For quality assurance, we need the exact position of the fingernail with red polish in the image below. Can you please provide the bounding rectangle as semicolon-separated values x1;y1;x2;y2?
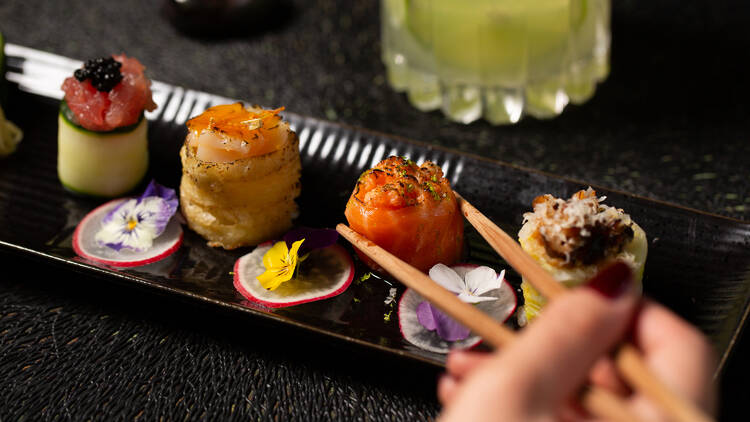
585;261;633;299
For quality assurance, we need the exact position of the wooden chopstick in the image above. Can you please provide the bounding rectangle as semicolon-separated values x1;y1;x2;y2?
336;223;644;422
453;191;715;422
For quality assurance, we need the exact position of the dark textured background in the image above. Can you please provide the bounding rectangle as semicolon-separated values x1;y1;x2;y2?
1;0;748;420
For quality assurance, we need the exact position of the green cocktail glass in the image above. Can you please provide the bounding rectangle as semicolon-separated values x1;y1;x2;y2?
381;0;610;124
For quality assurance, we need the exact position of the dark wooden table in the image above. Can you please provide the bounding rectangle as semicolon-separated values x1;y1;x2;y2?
1;0;748;420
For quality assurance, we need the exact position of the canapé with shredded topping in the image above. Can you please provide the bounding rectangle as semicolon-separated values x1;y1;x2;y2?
518;188;647;322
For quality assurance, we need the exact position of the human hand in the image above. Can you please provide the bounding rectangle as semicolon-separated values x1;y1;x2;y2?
437;264;717;421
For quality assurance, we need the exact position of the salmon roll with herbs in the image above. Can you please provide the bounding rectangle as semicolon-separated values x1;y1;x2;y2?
518;188;647;323
58;55;157;197
344;156;464;273
179;103;301;249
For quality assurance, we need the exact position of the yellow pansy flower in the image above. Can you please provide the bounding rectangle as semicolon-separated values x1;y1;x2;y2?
256;239;305;290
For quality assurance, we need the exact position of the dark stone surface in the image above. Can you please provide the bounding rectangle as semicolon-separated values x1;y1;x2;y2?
0;0;748;420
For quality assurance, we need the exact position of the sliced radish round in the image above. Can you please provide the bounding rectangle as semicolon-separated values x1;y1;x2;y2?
73;199;183;267
398;264;517;354
234;242;354;308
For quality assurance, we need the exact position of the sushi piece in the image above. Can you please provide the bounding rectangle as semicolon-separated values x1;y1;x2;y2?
179;103;301;249
58;55;157;197
518;188;648;322
344;156;464;273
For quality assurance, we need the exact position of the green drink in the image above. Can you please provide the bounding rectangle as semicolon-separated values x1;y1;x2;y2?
381;0;610;124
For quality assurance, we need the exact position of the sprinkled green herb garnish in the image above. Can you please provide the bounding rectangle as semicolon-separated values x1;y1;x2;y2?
431;175;437;182
423;182;440;200
400;156;416;166
357;272;372;284
384;310;393;322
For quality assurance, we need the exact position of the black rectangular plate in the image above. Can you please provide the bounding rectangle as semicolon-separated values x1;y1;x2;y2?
2;45;749;371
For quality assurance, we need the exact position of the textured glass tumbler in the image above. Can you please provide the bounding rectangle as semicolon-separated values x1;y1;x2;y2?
381;0;611;124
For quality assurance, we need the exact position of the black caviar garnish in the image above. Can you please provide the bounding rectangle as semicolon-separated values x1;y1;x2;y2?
74;57;123;92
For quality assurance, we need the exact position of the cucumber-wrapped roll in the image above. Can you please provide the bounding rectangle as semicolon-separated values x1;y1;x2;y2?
58;55;156;197
518;188;648;324
57;102;147;196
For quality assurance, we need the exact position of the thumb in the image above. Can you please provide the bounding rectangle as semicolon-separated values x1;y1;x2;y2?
505;261;638;414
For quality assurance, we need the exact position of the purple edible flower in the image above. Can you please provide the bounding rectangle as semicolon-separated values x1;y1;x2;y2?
283;227;338;257
95;180;179;252
140;179;179;213
416;301;471;342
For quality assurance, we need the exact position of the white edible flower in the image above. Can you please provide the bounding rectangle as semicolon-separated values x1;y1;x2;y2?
428;264;505;303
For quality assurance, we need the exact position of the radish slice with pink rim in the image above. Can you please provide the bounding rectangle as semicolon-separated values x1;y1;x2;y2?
234;242;355;308
73;199;183;267
398;264;517;354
